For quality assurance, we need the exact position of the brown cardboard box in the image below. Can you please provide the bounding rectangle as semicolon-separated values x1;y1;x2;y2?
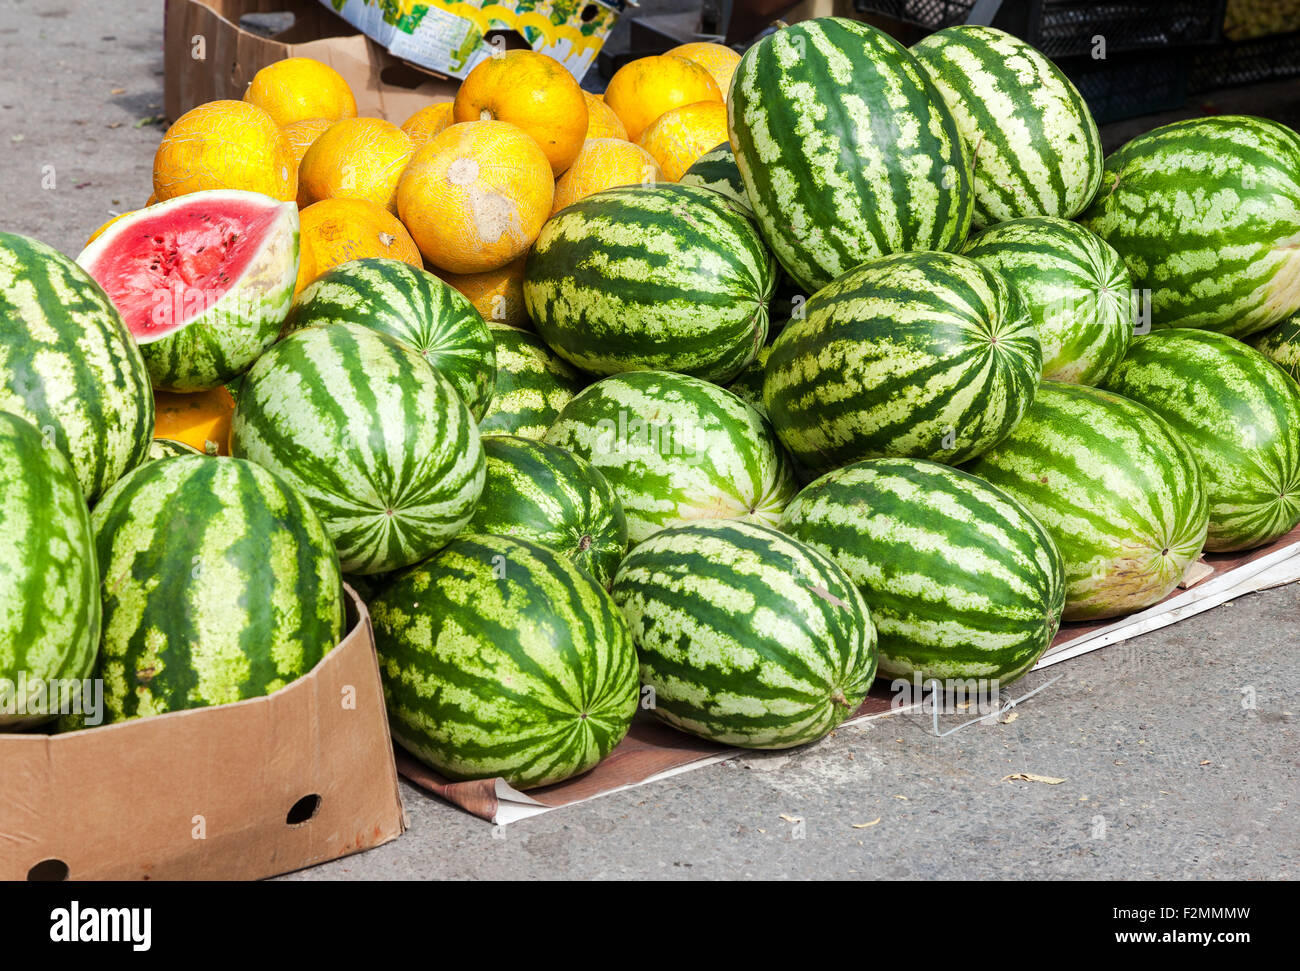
0;585;406;881
164;0;458;122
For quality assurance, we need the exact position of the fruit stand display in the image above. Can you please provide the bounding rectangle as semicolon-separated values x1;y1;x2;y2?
4;5;1300;873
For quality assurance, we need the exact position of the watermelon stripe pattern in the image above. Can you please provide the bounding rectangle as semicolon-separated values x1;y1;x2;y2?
524;183;776;382
729;17;973;293
467;436;628;588
612;520;877;748
372;535;639;789
230;323;485;575
0;232;154;503
962;216;1131;385
478;323;587;440
763;251;1042;472
283;258;496;420
89;455;344;722
1253;311;1300;382
679;142;753;216
780;458;1064;685
911;25;1102;227
1080;115;1300;338
1103;329;1300;552
0;412;100;727
545;370;798;544
967;381;1208;621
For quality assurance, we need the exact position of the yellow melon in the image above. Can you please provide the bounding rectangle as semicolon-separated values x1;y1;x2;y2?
603;55;722;142
298;117;414;214
243;57;357;128
553;138;662;213
296;197;423;295
637;101;730;182
153;100;296;202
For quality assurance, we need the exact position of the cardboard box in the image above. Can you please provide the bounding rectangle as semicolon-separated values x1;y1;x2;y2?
164;0;459;122
0;585;406;881
322;0;623;81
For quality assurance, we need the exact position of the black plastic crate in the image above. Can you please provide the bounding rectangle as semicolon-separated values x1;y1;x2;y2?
1056;50;1191;124
1190;27;1300;90
854;0;1226;56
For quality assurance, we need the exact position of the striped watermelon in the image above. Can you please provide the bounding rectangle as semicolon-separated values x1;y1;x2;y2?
678;142;752;216
962;216;1131;385
545;370;797;544
1080;115;1300;337
729;17;973;293
911;26;1103;227
282;258;496;420
1252;310;1300;382
611;519;877;748
1103;329;1300;552
0;232;154;503
967;381;1208;621
77;190;300;393
467;435;629;587
724;344;772;417
780;458;1064;685
230;323;485;575
146;438;202;461
372;534;639;789
763;251;1042;473
523;183;776;382
89;455;344;722
0;412;100;728
478;323;587;439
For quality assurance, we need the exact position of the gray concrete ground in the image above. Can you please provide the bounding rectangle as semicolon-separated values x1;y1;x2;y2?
3;0;1296;880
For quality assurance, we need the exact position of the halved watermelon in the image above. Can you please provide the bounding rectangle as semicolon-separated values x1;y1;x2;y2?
78;189;299;393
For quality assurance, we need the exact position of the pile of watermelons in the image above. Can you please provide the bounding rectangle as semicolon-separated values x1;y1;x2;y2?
4;19;1300;791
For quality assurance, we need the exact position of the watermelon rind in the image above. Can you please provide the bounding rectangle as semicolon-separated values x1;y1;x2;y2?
678;142;753;216
544;370;798;544
372;534;639;789
0;232;154;503
230;322;486;575
911;25;1103;227
780;457;1064;686
478;323;587;440
0;412;101;728
77;189;300;393
283;257;496;421
523;183;777;383
467;435;629;587
729;17;973;293
89;455;344;723
1252;310;1300;383
762;251;1042;473
1080;115;1300;337
612;519;877;749
1103;329;1300;552
962;216;1131;386
967;381;1208;621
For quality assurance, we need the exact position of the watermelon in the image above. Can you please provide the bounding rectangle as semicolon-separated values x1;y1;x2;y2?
467;436;628;587
146;438;202;461
89;455;344;722
0;232;154;504
611;519;876;748
1080;115;1300;338
1102;329;1300;552
230;322;485;575
678;142;752;216
763;251;1042;473
0;412;100;728
780;458;1064;685
962;216;1131;385
282;257;496;420
729;17;973;293
372;534;639;789
545;370;798;544
523;183;777;382
911;25;1103;227
1252;310;1300;382
77;190;299;392
724;344;772;417
478;323;587;439
967;381;1208;621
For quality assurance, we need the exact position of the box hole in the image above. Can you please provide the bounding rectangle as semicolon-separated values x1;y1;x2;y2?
239;12;295;39
580;4;600;22
379;63;437;90
286;794;322;825
27;859;69;881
